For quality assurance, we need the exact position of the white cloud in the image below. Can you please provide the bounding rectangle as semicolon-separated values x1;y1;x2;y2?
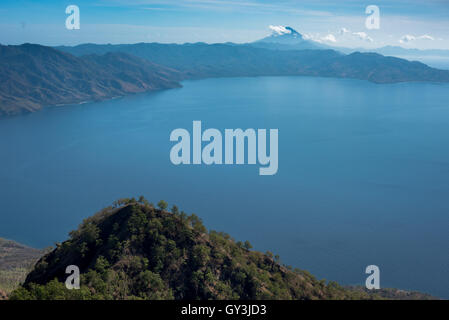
339;27;349;35
302;33;324;43
268;25;291;35
352;32;373;42
419;34;435;41
321;34;337;43
399;34;435;44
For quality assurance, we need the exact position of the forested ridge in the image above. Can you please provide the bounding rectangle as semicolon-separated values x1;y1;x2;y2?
8;197;436;300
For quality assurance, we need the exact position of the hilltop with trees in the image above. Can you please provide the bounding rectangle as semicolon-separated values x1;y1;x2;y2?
9;197;436;300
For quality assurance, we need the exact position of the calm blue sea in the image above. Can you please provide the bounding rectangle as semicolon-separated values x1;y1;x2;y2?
1;76;448;298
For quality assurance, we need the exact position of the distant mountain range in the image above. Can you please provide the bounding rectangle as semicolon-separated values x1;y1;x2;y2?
56;42;449;83
1;28;449;116
336;45;449;58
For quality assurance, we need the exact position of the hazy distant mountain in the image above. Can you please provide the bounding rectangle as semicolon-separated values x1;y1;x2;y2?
249;27;449;68
250;26;328;51
250;27;449;59
0;44;181;116
335;45;449;58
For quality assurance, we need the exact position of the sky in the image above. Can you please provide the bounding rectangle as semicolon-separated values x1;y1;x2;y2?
0;0;448;49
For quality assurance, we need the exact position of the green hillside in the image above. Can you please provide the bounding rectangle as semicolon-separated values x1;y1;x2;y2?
8;197;436;300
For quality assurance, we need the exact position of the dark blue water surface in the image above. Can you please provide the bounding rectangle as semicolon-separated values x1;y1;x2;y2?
1;76;448;298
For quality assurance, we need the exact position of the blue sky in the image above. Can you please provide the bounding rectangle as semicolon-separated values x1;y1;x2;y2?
0;0;448;49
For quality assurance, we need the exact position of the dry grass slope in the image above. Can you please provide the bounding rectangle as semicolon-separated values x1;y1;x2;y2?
0;238;44;296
